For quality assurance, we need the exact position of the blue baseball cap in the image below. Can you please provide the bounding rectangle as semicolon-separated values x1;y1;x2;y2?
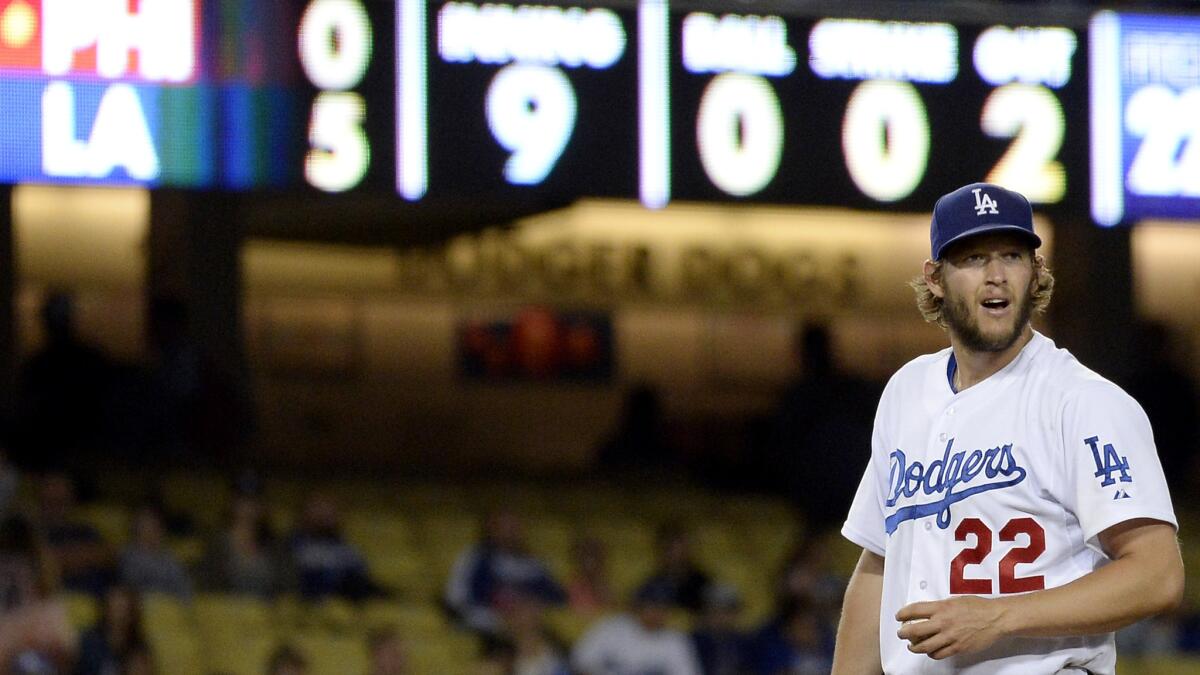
930;183;1041;260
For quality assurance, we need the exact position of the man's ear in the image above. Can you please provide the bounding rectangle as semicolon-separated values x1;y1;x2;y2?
923;260;944;299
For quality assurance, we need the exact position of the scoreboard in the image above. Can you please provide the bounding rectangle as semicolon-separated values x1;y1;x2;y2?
406;1;1088;211
0;0;1196;224
1090;11;1200;226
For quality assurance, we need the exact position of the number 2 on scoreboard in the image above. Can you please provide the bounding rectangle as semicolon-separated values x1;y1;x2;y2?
950;517;1045;595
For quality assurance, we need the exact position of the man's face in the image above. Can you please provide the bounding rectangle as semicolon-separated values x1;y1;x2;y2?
935;233;1036;353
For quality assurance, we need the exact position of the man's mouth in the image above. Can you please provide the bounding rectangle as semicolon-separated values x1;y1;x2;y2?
981;298;1010;315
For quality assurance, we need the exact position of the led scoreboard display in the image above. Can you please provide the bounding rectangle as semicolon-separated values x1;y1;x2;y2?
0;0;1089;214
1091;12;1200;226
663;15;1083;208
415;2;1087;210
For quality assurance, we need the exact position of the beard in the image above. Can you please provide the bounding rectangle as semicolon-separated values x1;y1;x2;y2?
943;284;1034;353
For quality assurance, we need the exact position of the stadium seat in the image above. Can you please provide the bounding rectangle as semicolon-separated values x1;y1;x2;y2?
76;502;129;548
158;473;229;532
300;598;361;634
361;599;449;635
545;607;601;644
145;626;204;675
202;634;277;675
60;592;99;630
141;592;194;634
1120;656;1200;674
405;632;479;675
194;593;275;642
292;629;371;675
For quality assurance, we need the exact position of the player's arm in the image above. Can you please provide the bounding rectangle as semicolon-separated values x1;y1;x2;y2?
832;549;885;675
897;518;1182;660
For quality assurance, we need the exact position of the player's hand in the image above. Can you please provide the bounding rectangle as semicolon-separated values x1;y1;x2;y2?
896;596;1010;660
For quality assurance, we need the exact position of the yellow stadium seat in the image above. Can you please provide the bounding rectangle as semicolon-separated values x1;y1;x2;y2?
145;626;204;675
545;608;602;644
406;633;479;675
158;473;229;531
606;555;655;599
416;513;480;574
60;592;98;630
203;634;276;675
1120;656;1200;675
301;598;362;634
362;599;449;635
526;516;574;575
141;593;193;634
194;593;275;642
821;530;865;579
293;630;371;675
76;503;129;548
368;550;436;600
167;535;207;567
344;512;415;550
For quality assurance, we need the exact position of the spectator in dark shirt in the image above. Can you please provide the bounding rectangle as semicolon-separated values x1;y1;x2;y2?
751;596;834;675
760;324;880;530
13;292;113;472
75;585;148;675
198;492;283;598
639;520;711;613
444;509;566;637
34;473;113;597
287;492;380;602
692;584;753;675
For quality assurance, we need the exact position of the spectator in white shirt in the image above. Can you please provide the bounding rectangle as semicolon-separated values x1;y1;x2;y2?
572;579;702;675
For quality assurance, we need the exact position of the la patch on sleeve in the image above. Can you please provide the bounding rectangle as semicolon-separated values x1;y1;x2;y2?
1085;435;1133;498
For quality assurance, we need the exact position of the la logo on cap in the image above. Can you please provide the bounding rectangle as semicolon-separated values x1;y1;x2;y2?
972;188;999;216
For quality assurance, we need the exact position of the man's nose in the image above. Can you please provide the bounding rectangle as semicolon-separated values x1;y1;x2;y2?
985;255;1007;283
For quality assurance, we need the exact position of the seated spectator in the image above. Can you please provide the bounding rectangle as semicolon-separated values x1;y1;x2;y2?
444;510;566;636
691;584;752;675
498;583;570;675
198;493;283;598
774;535;844;634
572;579;701;675
367;627;407;675
33;473;114;597
639;521;711;613
287;492;380;602
76;585;148;675
266;644;308;675
564;536;614;617
0;515;75;672
119;504;192;599
751;596;833;675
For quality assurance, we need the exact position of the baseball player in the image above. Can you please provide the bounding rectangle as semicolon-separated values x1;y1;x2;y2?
831;183;1183;674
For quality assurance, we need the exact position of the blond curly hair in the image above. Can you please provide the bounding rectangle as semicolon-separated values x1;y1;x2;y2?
910;256;1055;329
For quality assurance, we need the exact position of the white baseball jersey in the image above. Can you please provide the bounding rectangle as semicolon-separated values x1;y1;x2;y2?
842;331;1177;675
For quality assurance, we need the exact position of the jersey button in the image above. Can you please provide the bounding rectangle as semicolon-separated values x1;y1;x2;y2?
946;407;955;416
919;581;928;590
938;432;948;442
924;521;932;531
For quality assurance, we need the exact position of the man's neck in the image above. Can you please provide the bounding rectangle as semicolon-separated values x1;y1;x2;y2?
950;325;1034;391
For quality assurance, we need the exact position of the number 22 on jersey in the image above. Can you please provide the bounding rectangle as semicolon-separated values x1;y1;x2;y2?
950;517;1046;594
